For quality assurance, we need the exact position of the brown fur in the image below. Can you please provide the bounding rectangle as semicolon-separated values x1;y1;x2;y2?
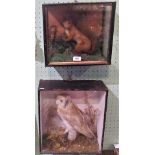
63;20;92;54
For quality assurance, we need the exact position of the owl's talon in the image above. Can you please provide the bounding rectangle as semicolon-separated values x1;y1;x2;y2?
66;141;72;149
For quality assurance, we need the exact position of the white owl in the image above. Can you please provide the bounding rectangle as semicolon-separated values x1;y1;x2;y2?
56;95;95;141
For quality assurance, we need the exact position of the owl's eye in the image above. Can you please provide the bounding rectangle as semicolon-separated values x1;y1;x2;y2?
60;99;63;102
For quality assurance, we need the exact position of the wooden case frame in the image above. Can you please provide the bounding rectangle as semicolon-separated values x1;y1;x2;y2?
38;80;109;154
42;2;116;66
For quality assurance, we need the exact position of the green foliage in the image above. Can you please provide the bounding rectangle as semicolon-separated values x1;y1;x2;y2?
48;40;105;62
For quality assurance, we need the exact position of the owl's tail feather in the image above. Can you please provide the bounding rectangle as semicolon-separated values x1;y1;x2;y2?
81;126;96;139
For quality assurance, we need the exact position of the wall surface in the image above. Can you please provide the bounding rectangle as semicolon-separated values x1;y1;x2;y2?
35;0;119;153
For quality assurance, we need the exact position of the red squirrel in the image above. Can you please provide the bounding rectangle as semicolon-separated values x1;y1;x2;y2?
62;20;92;54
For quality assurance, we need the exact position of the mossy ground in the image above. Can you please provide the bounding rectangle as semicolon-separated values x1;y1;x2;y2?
48;40;105;62
42;128;99;153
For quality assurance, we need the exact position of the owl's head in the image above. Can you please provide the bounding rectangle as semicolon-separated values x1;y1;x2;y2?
56;95;71;108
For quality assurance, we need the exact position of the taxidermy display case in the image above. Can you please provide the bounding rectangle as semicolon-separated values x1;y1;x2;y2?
42;2;116;66
38;80;108;154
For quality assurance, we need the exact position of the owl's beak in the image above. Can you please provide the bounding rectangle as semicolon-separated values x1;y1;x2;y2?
64;99;69;108
64;102;67;108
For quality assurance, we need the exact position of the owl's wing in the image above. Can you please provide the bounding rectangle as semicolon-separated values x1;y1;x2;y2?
63;106;95;139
